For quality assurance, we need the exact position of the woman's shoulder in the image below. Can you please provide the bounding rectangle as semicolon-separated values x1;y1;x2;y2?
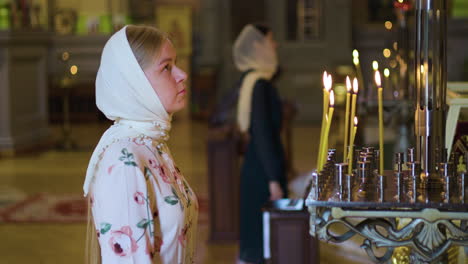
100;137;153;163
253;78;274;93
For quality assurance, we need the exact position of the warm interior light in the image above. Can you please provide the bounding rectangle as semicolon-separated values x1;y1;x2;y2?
383;48;391;58
384;21;393;30
62;52;70;61
353;77;358;93
398;0;404;3
372;61;379;71
393;42;398;51
384;68;390;77
353;57;359;66
70;65;78;75
346;76;352;92
374;71;382;87
323;71;328;89
329;90;335;107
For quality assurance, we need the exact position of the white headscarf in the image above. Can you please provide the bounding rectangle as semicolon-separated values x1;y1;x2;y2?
233;24;278;132
83;26;171;196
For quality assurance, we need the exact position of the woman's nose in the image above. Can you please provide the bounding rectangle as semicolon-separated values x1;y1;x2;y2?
174;66;187;83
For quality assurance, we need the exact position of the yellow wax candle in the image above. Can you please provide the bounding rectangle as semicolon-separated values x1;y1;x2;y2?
343;76;352;162
352;50;365;95
348;78;358;163
317;71;331;169
348;117;358;175
320;90;335;170
375;71;384;175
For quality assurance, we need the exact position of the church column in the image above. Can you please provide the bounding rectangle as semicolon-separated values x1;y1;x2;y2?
0;31;50;155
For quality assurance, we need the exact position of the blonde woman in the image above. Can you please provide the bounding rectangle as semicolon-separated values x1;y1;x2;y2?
83;25;197;264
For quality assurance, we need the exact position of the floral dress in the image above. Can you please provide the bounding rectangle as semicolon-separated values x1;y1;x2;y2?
90;136;198;264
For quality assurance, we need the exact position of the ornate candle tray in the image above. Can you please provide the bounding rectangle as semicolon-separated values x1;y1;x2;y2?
305;149;468;263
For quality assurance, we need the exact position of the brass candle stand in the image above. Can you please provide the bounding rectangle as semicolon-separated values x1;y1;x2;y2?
307;1;467;263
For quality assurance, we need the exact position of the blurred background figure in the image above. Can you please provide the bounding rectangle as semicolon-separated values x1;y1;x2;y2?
233;23;288;264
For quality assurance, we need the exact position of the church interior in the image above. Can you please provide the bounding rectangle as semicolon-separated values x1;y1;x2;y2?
1;0;468;263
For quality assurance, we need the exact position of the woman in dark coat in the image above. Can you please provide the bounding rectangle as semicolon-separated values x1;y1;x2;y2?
233;24;288;264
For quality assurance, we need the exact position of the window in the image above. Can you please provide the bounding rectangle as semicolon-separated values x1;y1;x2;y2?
288;0;322;41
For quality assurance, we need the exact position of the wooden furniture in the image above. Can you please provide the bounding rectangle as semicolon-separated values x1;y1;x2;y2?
207;126;241;241
263;199;320;264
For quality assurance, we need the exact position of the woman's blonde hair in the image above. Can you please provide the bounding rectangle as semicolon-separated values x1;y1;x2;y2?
85;25;168;264
126;24;169;70
85;196;100;264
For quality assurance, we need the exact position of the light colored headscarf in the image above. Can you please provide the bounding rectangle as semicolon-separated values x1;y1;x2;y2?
233;24;278;132
83;26;171;196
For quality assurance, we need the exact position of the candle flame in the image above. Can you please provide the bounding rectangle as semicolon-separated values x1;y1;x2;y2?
383;48;391;58
352;77;358;93
384;68;390;77
70;65;78;75
346;76;352;92
354;116;358;126
329;90;335;107
323;71;328;89
327;74;333;91
374;71;382;87
353;57;359;66
384;21;392;30
352;49;359;58
372;61;379;71
62;52;70;61
420;65;425;74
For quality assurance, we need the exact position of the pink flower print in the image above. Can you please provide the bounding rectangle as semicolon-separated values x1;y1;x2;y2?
107;164;116;174
108;226;138;257
133;192;145;205
148;159;158;169
177;224;189;248
132;137;146;146
157;165;173;184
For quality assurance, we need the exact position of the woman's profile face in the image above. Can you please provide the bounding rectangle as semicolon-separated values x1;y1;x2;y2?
265;31;277;50
144;40;187;114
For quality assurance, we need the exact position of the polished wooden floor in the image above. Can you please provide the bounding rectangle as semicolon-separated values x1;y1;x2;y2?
0;117;372;263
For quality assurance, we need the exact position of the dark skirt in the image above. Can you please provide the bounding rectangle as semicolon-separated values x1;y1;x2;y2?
239;149;270;263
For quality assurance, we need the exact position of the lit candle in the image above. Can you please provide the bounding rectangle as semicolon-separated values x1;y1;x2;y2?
372;60;379;72
348;117;358;175
320;90;335;170
384;68;390;93
317;71;331;169
375;70;384;175
343;76;352;162
348;78;358;163
352;49;364;97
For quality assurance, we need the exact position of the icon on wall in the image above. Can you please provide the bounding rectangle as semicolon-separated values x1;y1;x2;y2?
155;5;192;56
